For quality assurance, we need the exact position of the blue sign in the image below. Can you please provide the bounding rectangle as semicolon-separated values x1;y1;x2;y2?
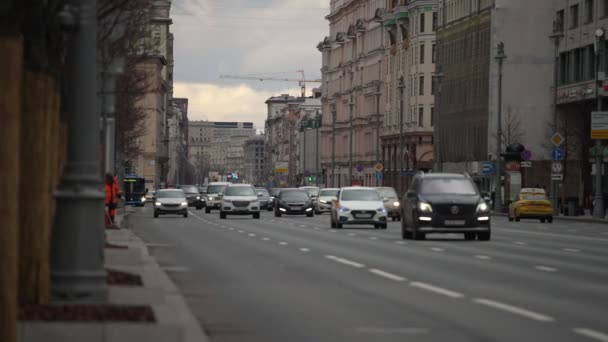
480;162;496;175
521;150;532;161
552;147;563;161
375;172;383;180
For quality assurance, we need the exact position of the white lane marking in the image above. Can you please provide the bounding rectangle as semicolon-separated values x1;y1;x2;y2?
563;248;581;253
573;328;608;342
238;230;245;234
430;247;445;252
409;282;464;299
262;237;270;241
369;236;378;240
535;265;558;272
299;248;310;252
473;298;554;322
229;227;235;231
330;230;337;233
368;269;407;282
347;233;357;236
248;233;256;237
325;255;366;268
279;241;288;245
161;266;191;273
220;225;227;228
475;255;492;260
313;227;321;230
513;241;527;245
299;225;307;228
395;241;407;245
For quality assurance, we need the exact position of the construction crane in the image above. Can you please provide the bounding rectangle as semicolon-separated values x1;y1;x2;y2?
219;70;321;97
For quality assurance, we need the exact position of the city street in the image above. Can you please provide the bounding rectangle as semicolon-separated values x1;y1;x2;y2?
130;207;608;342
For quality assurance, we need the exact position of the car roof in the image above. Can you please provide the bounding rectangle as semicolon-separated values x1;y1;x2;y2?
281;188;307;192
227;183;253;187
340;186;376;191
158;188;184;192
320;188;340;191
300;186;319;189
208;182;229;185
520;188;546;193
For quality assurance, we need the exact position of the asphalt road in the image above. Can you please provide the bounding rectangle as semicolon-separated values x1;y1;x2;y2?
130;205;608;342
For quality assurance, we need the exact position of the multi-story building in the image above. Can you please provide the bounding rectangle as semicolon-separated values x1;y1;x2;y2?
132;0;173;190
167;98;188;185
436;0;555;200
296;96;323;186
243;135;268;186
320;0;388;188
380;0;437;194
555;0;608;208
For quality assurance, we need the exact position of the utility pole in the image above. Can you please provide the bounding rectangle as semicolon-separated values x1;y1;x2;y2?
51;0;107;301
398;77;406;196
303;122;307;185
494;42;506;214
331;100;336;187
550;18;564;213
375;62;382;186
316;110;320;187
348;92;354;186
594;29;605;218
432;66;444;173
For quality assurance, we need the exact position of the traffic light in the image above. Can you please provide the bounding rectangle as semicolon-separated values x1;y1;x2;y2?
307;176;315;182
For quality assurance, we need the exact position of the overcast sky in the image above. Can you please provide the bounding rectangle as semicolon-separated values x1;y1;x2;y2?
171;0;328;129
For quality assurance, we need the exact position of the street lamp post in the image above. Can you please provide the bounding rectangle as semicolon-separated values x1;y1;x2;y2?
348;93;354;186
331;100;336;187
375;62;382;186
316;111;321;187
550;19;564;213
494;42;507;213
594;29;605;218
398;77;406;196
432;66;444;173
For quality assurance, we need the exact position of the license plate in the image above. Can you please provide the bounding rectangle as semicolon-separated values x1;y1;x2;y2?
356;214;372;219
291;206;301;210
445;220;465;226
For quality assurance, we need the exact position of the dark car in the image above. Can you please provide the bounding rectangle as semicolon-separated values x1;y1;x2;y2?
401;173;491;241
269;188;282;210
274;188;314;217
255;188;273;211
179;185;204;210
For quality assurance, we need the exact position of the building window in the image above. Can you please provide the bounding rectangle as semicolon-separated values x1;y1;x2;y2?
419;76;424;95
432;12;438;31
585;0;594;23
418;107;424;127
430;107;434;126
556;10;565;31
432;43;436;63
420;12;425;33
570;4;579;28
431;76;436;95
603;0;608;17
420;44;425;64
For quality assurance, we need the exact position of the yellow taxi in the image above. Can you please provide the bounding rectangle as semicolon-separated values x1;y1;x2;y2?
508;192;553;223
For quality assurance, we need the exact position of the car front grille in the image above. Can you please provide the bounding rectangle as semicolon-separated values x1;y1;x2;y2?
233;201;250;207
163;204;180;208
351;210;376;218
434;204;476;216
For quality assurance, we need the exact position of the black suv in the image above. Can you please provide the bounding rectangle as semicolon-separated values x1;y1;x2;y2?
274;188;314;217
401;173;491;241
179;185;205;210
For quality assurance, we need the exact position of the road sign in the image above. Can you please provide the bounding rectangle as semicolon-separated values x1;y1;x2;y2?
520;161;532;168
274;161;288;173
551;147;563;161
374;163;384;172
356;164;364;172
480;161;496;175
551;161;563;173
375;171;383;180
521;150;532;161
551;132;564;146
591;111;608;139
551;174;563;181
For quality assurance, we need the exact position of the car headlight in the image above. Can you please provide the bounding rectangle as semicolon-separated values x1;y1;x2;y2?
393;201;400;207
377;207;386;212
181;202;188;206
155;202;161;206
141;196;146;202
477;202;489;212
339;206;350;212
320;200;328;204
208;197;213;201
196;196;200;200
418;202;433;212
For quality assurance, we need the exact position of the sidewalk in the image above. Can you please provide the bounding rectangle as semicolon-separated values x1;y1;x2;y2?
493;210;608;224
19;208;210;342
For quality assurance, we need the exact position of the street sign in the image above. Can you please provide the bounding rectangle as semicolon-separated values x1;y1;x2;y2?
274;161;288;173
520;161;532;168
374;163;384;172
520;150;532;161
551;174;563;181
591;111;608;139
356;164;364;172
551;147;563;161
551;132;565;146
551;161;563;173
480;161;496;175
375;171;383;180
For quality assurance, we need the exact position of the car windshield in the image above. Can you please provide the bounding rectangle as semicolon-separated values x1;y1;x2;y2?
521;194;548;201
302;187;320;197
157;190;185;198
420;178;477;195
180;185;198;193
319;189;339;197
341;189;380;201
256;189;269;196
281;191;309;200
225;186;256;196
377;188;398;198
207;185;226;194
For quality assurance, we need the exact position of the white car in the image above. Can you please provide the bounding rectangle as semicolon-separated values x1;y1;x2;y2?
220;184;261;219
315;188;339;214
154;189;188;218
330;187;388;229
205;182;230;213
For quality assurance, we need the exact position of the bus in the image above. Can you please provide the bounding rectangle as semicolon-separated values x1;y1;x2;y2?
123;174;146;206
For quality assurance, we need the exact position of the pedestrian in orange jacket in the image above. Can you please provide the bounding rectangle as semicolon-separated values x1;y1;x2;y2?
105;173;119;223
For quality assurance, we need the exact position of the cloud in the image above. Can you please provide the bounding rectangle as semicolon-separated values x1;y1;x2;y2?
174;82;301;129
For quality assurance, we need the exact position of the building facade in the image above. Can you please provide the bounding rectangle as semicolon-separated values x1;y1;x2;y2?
167;98;188;185
296;97;323;186
243;136;268;186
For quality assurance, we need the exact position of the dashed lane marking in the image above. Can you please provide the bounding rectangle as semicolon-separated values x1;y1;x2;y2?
409;282;464;299
475;255;492;260
563;248;581;253
513;241;527;246
473;298;554;322
369;236;378;240
573;328;608;342
248;233;256;237
262;238;270;241
325;255;366;268
535;265;558;272
279;242;288;246
395;241;407;245
368;269;407;282
299;248;310;252
430;247;445;252
347;233;357;236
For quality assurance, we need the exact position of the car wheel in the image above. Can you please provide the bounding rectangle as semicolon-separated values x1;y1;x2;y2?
508;216;514;222
547;216;553;223
336;222;343;229
306;212;314;217
183;212;188;218
540;218;546;223
401;219;410;239
196;206;202;210
275;210;282;217
154;211;159;218
397;216;401;222
464;233;476;241
220;212;226;219
381;224;388;229
253;212;260;219
478;231;491;241
268;207;273;211
515;216;520;222
205;207;211;214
